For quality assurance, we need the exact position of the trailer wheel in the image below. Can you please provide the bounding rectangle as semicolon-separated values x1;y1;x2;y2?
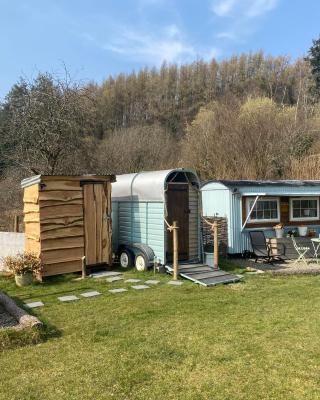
119;250;133;268
135;254;148;272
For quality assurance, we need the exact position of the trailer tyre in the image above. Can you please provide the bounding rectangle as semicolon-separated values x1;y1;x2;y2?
135;254;148;272
119;250;134;268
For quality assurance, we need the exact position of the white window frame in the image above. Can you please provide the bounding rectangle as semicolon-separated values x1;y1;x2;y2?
289;197;319;222
246;197;280;224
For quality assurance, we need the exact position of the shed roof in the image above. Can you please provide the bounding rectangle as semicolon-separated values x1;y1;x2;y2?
112;169;199;201
21;174;116;189
201;179;320;196
209;179;320;188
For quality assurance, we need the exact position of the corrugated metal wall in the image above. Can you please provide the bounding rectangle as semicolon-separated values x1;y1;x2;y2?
189;185;200;259
233;184;320;253
202;182;320;254
202;188;230;217
112;201;165;263
229;193;242;253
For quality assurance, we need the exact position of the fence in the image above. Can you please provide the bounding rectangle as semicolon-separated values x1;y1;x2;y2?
0;212;23;232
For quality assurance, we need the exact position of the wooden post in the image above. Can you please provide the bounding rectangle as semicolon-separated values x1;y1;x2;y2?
13;215;19;232
213;221;219;270
81;256;86;279
172;221;179;280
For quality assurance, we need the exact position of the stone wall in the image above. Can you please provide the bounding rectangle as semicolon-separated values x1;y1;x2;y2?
202;217;228;257
0;232;25;271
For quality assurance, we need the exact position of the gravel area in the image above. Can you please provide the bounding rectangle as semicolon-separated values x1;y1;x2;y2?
0;304;18;329
230;258;320;275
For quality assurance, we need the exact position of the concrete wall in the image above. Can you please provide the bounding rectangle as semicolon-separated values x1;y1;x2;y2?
0;232;25;271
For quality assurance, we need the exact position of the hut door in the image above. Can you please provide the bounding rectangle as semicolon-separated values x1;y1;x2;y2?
82;182;111;266
166;183;189;261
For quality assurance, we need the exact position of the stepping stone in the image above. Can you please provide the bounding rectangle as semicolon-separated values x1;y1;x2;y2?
80;291;101;298
25;301;44;309
125;278;141;283
168;280;183;286
245;270;265;275
106;276;124;283
58;295;79;302
91;271;122;278
131;285;150;290
145;280;160;285
109;288;128;294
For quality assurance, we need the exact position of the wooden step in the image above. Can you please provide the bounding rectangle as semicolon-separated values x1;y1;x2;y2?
165;263;241;287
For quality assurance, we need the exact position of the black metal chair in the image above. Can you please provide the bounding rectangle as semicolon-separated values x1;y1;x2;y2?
249;230;285;263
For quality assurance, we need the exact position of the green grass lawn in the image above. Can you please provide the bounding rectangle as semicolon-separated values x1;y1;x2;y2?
1;263;320;400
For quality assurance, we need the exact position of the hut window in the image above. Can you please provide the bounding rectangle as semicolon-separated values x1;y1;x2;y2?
246;197;280;223
290;197;319;221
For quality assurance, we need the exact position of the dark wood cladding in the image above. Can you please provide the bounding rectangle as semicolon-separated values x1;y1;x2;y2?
242;196;320;228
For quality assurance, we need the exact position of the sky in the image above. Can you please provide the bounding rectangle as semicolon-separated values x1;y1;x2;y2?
1;0;320;98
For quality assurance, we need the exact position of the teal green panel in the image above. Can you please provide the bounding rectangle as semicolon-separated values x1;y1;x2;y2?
115;201;165;263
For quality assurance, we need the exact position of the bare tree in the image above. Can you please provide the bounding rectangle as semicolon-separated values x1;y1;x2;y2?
1;72;94;175
96;124;178;174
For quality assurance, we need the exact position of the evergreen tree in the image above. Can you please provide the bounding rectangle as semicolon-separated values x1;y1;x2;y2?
306;36;320;93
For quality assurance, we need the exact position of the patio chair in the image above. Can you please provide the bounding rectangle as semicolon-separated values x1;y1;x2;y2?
291;236;310;267
249;230;285;263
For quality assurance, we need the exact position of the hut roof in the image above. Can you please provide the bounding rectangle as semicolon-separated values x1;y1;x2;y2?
112;169;199;202
21;174;116;189
215;180;320;188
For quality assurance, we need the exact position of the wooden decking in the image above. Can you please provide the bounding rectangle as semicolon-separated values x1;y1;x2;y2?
165;263;241;287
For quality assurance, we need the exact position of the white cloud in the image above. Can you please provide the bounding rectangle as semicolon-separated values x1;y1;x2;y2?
164;24;180;38
212;0;279;44
216;31;237;40
211;0;237;17
102;26;195;64
211;0;278;18
246;0;278;17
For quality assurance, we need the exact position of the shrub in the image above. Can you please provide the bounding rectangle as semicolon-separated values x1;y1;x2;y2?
3;252;42;275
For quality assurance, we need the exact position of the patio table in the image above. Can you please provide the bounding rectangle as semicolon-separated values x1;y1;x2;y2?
311;238;320;264
267;237;315;260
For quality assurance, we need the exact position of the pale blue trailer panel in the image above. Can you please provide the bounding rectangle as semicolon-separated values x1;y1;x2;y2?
112;169;201;265
113;201;165;263
112;202;119;253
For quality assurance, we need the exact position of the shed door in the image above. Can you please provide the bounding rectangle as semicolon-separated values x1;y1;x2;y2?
83;182;112;266
166;183;189;261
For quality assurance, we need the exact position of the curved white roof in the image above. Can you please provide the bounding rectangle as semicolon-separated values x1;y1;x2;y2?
112;169;199;201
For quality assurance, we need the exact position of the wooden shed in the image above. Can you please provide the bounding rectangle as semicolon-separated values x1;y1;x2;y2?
21;175;115;278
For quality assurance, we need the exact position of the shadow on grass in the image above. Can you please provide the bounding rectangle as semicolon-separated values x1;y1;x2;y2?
16;286;95;301
219;258;247;274
0;292;62;352
0;321;61;352
4;273;101;301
